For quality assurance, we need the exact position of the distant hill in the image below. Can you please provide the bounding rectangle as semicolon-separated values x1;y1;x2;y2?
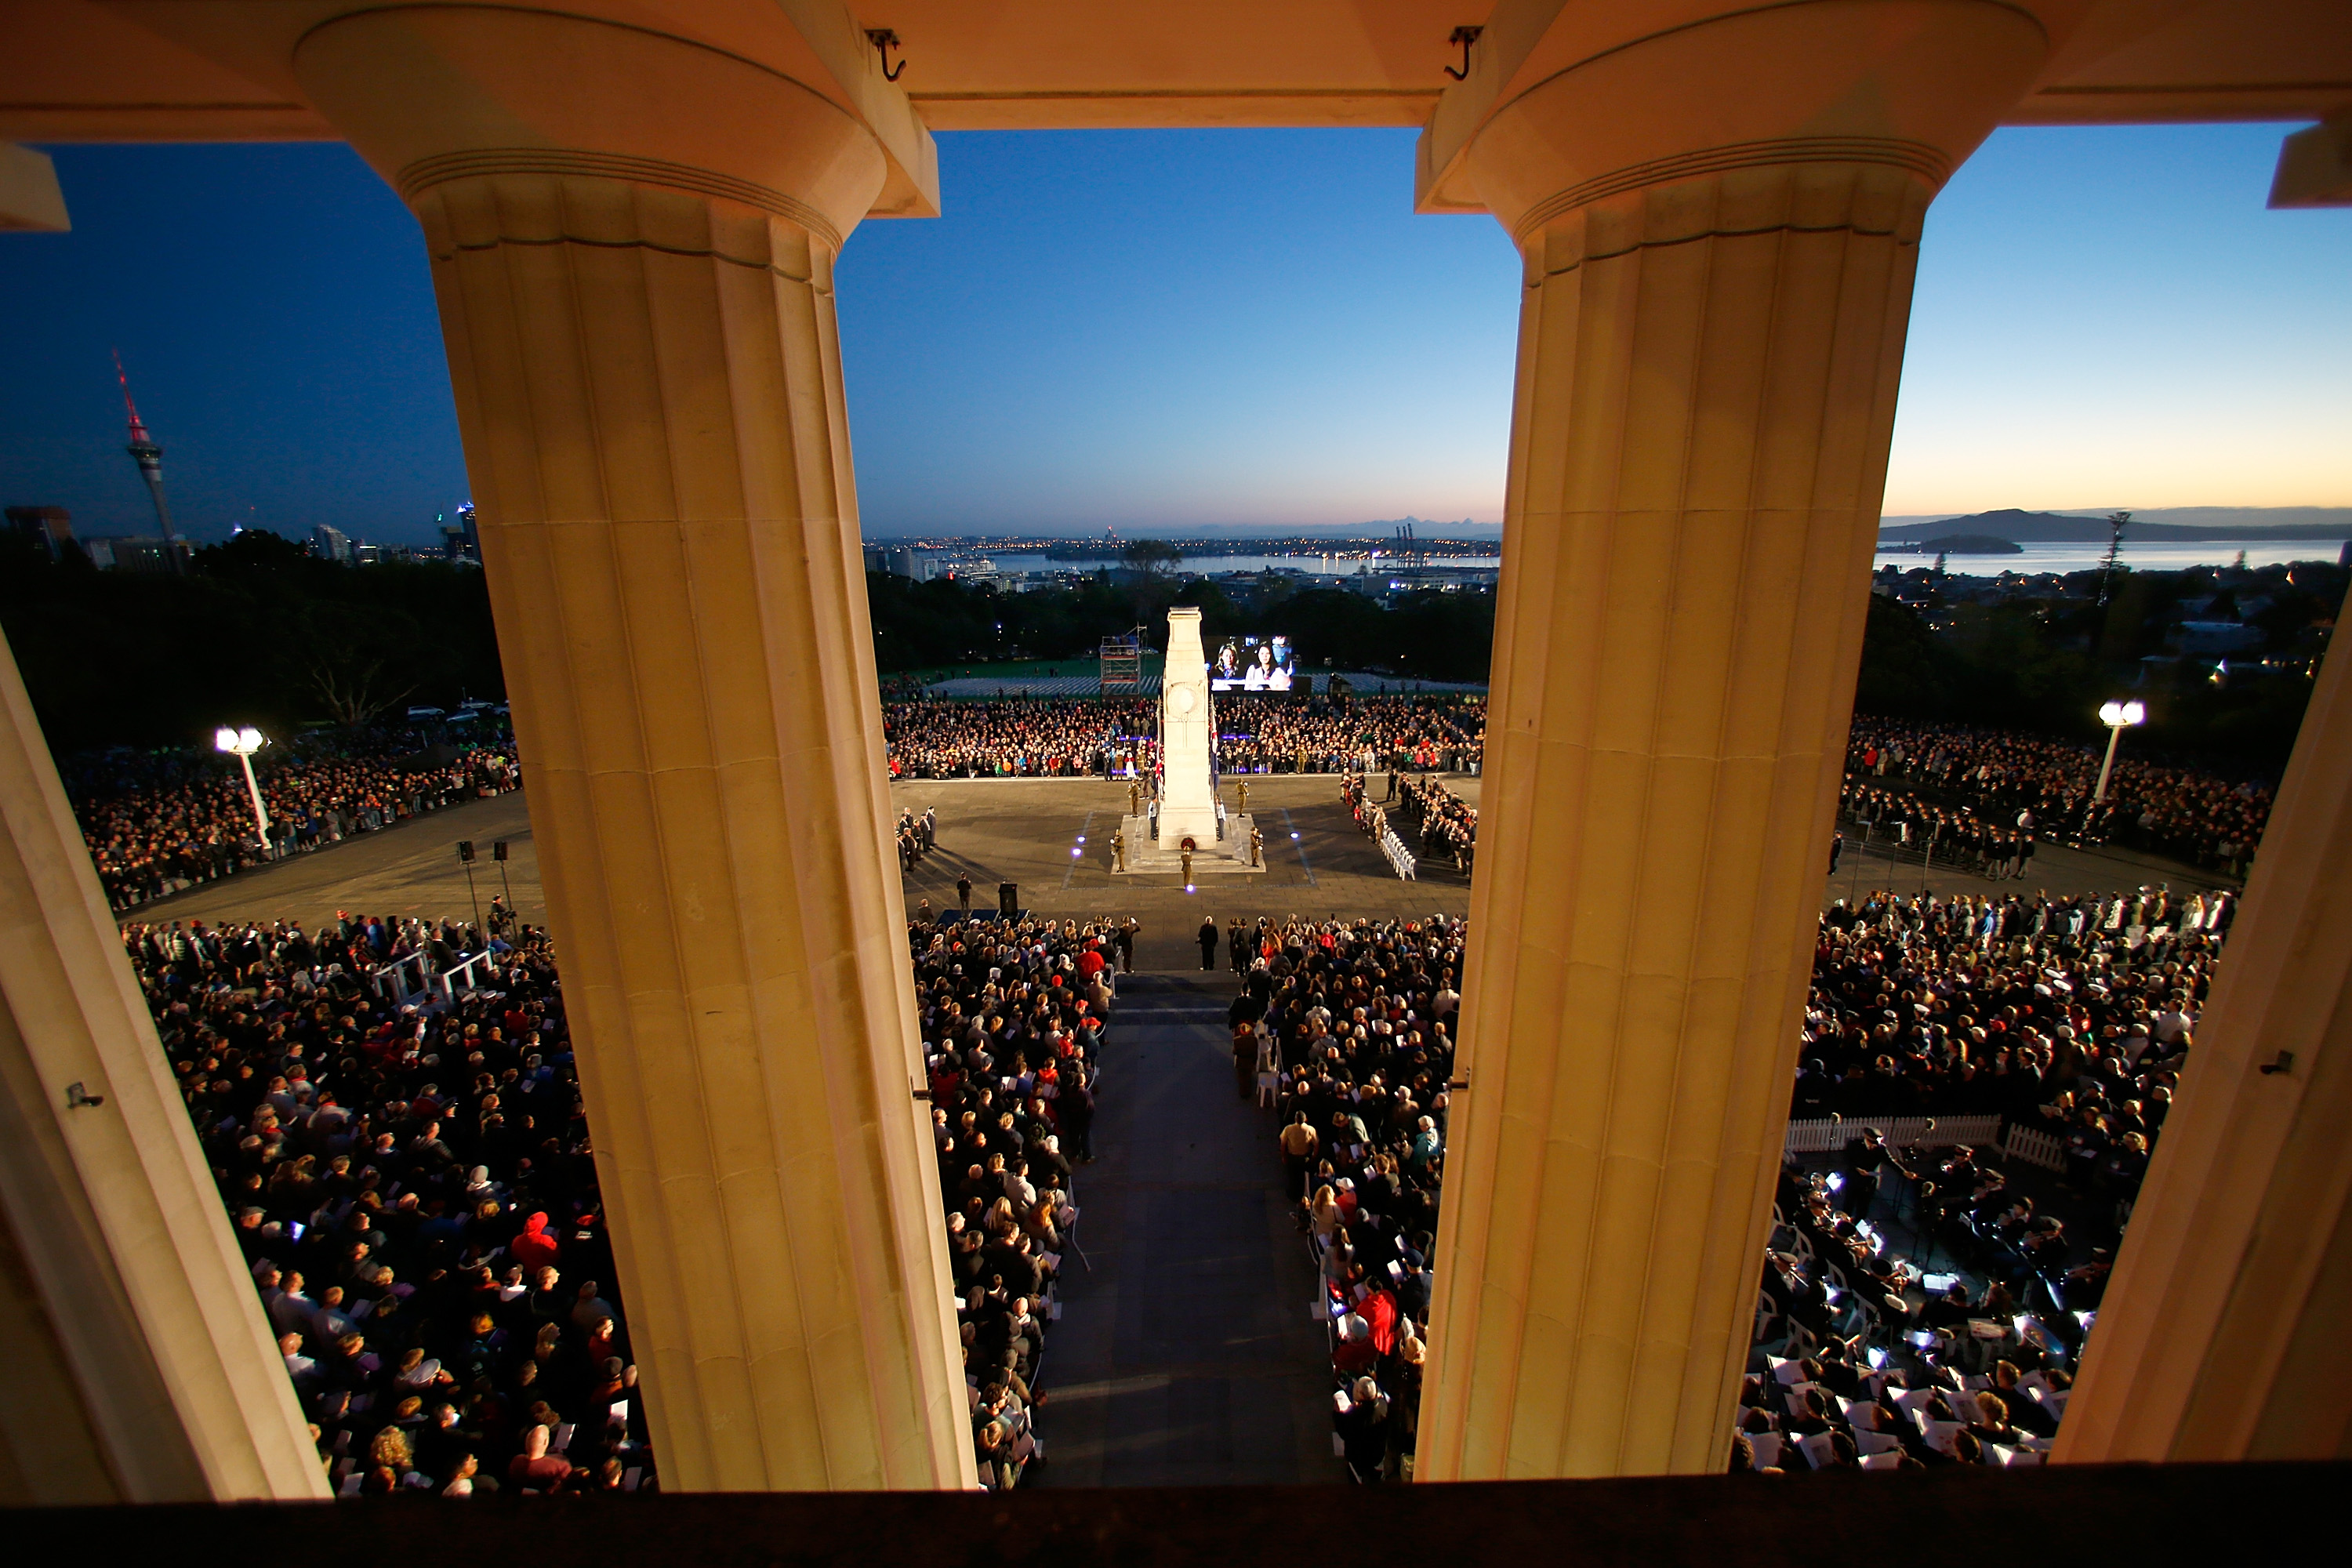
1878;506;2352;545
1882;533;2024;555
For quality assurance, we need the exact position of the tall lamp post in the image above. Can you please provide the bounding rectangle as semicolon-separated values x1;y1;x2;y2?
214;725;271;851
2093;700;2147;803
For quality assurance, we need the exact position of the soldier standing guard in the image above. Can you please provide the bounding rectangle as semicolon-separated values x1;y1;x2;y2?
1180;846;1194;884
1111;828;1127;873
1236;780;1249;813
1129;780;1143;817
1250;825;1263;867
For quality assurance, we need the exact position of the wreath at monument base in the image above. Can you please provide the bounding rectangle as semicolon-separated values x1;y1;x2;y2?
1179;835;1198;852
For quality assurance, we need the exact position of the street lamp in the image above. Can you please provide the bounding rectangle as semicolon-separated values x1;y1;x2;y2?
2092;700;2146;803
214;725;271;848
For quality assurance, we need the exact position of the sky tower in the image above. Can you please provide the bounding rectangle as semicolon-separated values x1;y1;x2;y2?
113;350;183;573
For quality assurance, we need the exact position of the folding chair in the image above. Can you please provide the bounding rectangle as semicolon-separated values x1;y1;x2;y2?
1754;1290;1780;1347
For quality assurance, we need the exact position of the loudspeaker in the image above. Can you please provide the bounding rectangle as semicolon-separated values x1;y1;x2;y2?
492;840;509;862
998;881;1018;916
456;840;476;862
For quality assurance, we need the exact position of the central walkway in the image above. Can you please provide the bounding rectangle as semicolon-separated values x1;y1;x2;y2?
1039;971;1338;1486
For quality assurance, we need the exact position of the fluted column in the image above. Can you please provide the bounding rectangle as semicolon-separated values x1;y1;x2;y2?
0;628;327;1502
2055;633;2352;1461
296;8;967;1490
1417;2;2049;1479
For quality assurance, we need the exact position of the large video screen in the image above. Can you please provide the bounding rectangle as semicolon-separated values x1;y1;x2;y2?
1209;634;1298;691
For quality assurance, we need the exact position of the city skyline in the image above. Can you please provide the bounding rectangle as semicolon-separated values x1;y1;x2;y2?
2;124;2343;546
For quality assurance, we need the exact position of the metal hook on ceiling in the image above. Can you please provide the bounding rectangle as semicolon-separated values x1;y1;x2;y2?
1443;26;1483;82
866;28;908;82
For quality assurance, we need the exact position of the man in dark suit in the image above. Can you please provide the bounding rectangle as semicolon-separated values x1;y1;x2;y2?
1198;916;1219;970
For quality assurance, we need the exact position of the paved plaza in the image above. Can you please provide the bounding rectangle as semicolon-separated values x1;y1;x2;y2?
127;775;2234;958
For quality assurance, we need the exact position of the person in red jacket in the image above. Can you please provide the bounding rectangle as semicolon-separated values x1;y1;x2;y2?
511;1211;560;1271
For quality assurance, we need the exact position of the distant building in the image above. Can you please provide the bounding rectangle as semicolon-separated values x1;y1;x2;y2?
82;535;187;573
312;523;355;564
437;503;481;563
5;505;77;561
864;546;941;580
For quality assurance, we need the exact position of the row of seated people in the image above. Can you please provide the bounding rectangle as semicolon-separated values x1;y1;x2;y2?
1736;880;2219;1472
129;913;652;1497
1846;716;2270;872
1227;916;1463;1482
1741;1156;2083;1472
74;732;521;910
914;916;1116;1488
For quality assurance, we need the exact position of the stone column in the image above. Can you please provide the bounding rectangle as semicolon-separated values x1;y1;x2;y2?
1415;3;2048;1479
295;8;967;1490
1157;608;1219;848
2055;634;2352;1461
0;630;327;1502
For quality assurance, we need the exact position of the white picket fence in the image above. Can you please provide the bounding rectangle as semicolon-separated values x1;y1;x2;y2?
1783;1114;2002;1155
2001;1126;2067;1171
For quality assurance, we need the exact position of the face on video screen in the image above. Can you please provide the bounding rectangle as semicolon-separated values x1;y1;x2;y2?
1210;636;1294;691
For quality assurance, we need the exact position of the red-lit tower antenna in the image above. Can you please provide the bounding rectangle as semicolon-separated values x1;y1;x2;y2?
114;349;183;573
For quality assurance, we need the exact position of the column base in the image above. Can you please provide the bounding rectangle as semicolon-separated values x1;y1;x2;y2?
1112;814;1266;875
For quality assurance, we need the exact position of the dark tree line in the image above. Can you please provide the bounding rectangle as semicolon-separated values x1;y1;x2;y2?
1854;567;2343;771
865;570;1498;683
7;521;2335;775
0;528;505;754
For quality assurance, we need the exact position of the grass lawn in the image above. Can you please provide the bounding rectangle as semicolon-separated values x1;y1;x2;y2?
885;653;1167;684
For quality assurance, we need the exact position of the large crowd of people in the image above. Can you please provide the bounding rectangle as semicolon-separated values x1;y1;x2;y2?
878;695;1485;781
1225;916;1462;1481
127;911;646;1496
884;699;1160;779
1736;880;2225;1472
1205;876;2228;1480
875;698;2278;881
132;902;1120;1497
73;729;521;912
1211;696;1484;776
1846;718;2270;872
913;913;1117;1487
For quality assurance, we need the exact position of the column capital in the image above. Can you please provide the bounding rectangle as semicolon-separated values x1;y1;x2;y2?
291;3;931;246
1417;0;2063;238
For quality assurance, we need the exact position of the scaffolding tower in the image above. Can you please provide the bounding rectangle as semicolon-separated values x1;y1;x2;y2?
1099;630;1144;691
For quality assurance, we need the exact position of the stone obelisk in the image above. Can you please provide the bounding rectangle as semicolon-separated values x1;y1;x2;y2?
1112;605;1260;877
1156;608;1220;850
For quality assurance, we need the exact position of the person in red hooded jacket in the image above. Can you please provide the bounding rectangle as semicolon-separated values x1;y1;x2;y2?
511;1212;560;1271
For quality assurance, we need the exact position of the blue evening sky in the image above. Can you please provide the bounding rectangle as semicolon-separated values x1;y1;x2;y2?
1;123;2341;545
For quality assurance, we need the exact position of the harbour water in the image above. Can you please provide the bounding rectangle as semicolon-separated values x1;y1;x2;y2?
1000;540;2343;582
1871;539;2347;575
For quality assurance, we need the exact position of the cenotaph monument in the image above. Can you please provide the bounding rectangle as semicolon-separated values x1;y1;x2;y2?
1115;606;1262;877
